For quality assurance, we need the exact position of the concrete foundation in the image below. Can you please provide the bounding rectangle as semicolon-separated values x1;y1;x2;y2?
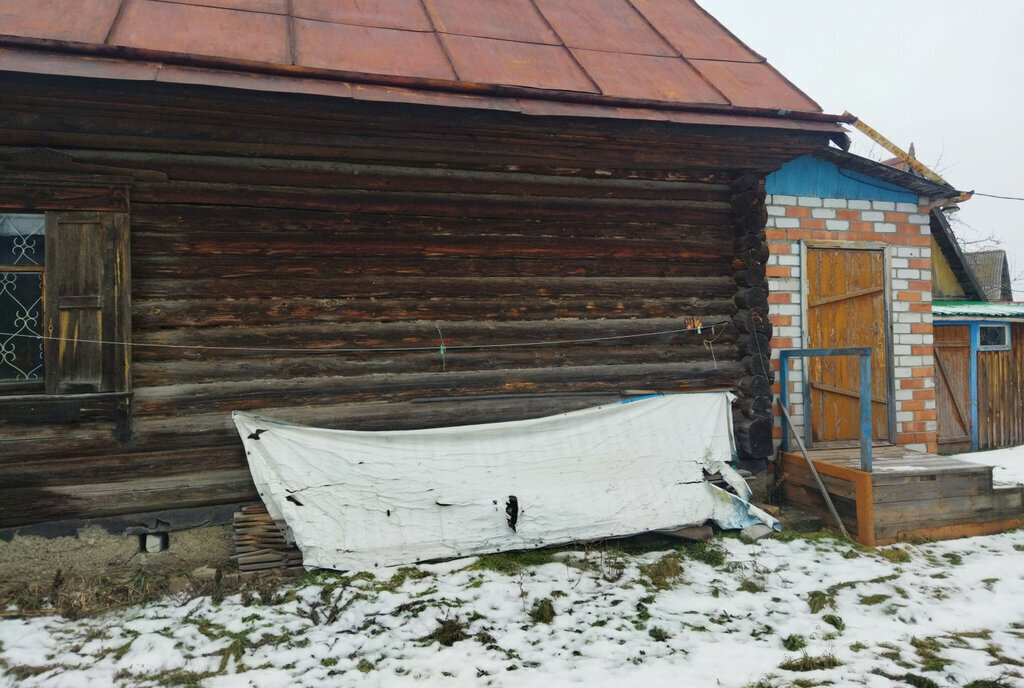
0;524;233;586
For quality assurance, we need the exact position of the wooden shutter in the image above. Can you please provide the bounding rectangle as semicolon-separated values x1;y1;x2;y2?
43;211;130;394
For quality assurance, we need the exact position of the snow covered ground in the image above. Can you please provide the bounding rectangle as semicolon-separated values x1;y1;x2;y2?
2;528;1023;688
1;445;1022;688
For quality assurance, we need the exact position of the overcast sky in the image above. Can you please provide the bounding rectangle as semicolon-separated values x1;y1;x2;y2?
699;0;1024;297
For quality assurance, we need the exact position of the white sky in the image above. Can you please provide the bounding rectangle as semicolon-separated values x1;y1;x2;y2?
699;0;1024;297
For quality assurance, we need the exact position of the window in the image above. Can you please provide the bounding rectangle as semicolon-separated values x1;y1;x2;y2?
978;323;1010;351
0;213;45;387
0;174;132;436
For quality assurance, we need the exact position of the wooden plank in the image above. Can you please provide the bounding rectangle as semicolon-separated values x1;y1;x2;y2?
874;517;1024;545
806;248;888;443
0;392;129;425
779;459;858;500
873;472;994;503
780;481;859;535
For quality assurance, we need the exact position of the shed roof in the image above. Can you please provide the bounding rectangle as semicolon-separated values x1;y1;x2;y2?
933;301;1024;320
964;250;1014;302
813;148;960;202
0;0;845;132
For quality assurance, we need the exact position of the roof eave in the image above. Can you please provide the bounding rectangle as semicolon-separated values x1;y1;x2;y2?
0;35;851;131
812;147;960;201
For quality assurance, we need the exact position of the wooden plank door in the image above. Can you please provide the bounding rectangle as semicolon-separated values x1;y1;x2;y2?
806;248;889;442
934;325;972;452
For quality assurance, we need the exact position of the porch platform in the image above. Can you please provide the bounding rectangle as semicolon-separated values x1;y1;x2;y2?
779;446;1024;546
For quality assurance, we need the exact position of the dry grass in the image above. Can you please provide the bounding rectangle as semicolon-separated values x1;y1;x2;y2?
0;568;298;620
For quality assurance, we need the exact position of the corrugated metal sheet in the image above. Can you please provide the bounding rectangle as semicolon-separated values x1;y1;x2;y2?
964;251;1013;302
933;301;1024;319
0;0;845;129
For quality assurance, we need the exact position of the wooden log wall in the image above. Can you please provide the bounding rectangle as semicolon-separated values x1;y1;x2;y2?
0;73;830;528
729;174;774;461
978;322;1024;450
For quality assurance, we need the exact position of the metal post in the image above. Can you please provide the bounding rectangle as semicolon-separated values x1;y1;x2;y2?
859;353;873;472
779;351;790;453
775;347;873;473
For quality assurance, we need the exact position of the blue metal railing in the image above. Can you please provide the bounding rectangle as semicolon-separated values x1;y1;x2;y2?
778;347;873;472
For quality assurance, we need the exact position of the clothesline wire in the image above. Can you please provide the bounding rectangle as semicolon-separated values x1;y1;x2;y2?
0;320;730;356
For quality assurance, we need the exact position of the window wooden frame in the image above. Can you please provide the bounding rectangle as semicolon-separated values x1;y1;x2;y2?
977;322;1011;352
0;172;132;438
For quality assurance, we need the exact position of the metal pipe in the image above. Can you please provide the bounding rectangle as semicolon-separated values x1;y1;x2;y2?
778;402;850;539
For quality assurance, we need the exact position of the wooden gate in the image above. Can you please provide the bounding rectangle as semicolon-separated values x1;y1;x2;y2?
806;248;889;442
934;324;972;452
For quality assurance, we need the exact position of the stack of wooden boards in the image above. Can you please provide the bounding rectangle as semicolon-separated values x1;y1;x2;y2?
231;503;303;572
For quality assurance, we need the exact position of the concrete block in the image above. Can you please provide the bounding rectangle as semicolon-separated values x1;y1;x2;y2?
740;524;775;543
779;506;826;533
662;524;714;542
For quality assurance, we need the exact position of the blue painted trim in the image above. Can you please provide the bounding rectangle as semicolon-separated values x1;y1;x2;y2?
619;394;664;404
778;347;873;471
766;155;918;203
969;322;980;451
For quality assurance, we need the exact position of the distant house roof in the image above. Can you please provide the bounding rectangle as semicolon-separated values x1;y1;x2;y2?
933;301;1024;320
964;250;1014;302
0;0;846;132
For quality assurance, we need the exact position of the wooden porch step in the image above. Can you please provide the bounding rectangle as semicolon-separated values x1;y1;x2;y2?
778;450;1024;546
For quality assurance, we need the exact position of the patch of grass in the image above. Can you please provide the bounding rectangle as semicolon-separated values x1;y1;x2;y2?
782;634;806;651
528;598;556;624
910;637;950;672
941;552;963;565
4;665;58;681
640;554;684;590
808;573;899;614
469;549;558;575
985;644;1024;667
778;653;842;672
849;642;867;652
982;578;999;591
738;578;766;593
807;591;829;613
356;659;375;673
962;681;1013;688
648;626;671;642
683;540;727;568
900;673;940;688
822;615;844;632
380;567;430;591
421;618;470;647
160;670;222;687
859;594;890;605
879;547;911;564
1013;544;1024;552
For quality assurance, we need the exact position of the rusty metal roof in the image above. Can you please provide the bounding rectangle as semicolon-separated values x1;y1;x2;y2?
0;0;845;130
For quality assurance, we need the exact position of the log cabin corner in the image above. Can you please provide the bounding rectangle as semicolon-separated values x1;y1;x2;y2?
0;0;849;572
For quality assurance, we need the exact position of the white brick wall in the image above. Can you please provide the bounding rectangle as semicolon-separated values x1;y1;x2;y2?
765;195;937;451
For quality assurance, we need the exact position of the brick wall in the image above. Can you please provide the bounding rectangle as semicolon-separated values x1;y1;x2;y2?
766;194;938;453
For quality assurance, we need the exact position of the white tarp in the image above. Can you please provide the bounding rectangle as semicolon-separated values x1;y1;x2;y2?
232;393;778;571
